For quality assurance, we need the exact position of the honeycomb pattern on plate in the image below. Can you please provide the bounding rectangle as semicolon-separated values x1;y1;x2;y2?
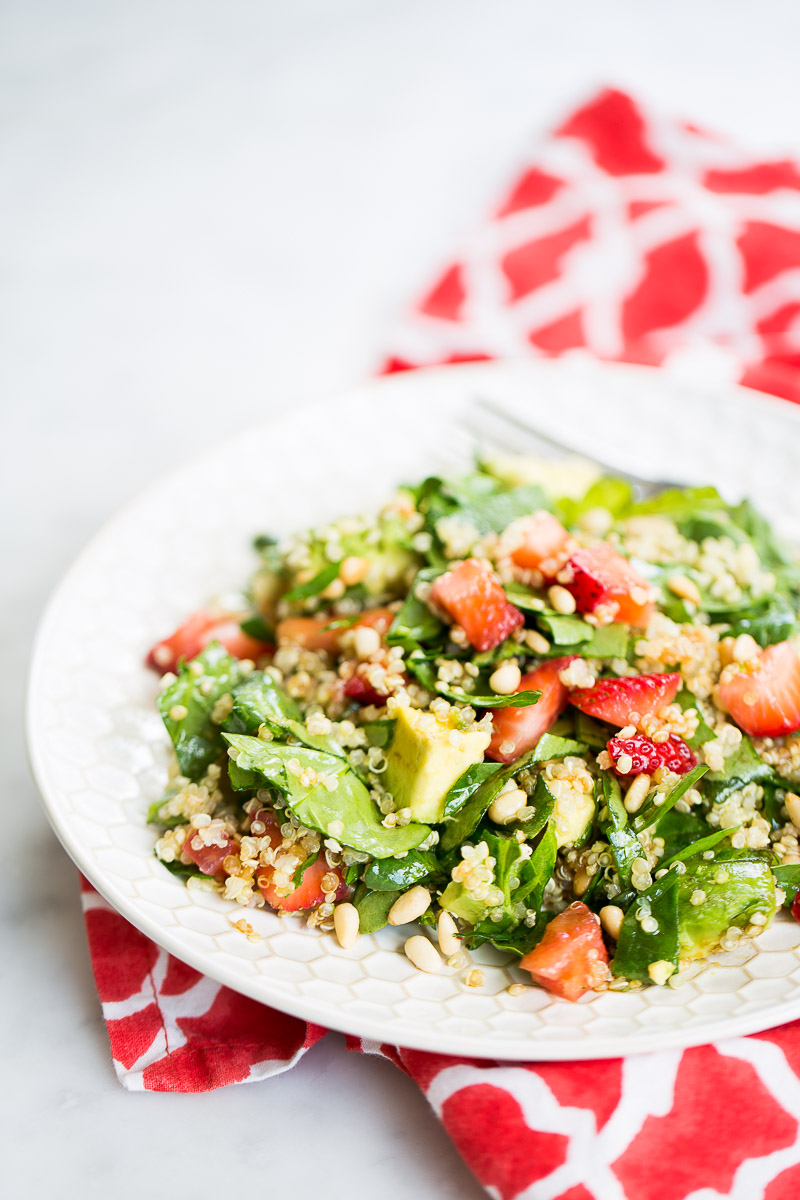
27;359;800;1060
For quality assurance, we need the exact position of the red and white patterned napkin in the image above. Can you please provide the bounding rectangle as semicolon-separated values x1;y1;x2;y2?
81;90;800;1199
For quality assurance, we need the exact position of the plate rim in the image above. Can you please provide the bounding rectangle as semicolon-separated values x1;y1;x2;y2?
27;356;800;1061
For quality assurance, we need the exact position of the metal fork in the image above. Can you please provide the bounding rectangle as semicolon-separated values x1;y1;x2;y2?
455;395;689;499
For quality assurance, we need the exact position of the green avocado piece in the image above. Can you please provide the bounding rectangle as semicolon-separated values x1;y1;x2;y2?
439;881;490;925
384;705;491;823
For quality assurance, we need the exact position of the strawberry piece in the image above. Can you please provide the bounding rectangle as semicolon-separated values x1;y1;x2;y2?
561;543;654;626
258;854;349;913
607;732;697;776
181;826;236;877
792;892;800;925
487;657;576;762
509;511;571;575
718;639;800;737
431;558;524;652
520;902;609;1001
147;611;271;673
343;674;389;706
569;671;681;726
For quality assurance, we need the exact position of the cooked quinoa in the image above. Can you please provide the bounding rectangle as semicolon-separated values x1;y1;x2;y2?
145;458;800;1000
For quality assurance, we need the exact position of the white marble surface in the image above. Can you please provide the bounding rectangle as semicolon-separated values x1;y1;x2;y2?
4;2;800;1195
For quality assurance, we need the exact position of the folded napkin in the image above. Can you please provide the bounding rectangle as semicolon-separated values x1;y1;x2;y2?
82;90;800;1200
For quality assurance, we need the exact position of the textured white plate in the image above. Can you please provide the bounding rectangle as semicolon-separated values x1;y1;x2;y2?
27;358;800;1060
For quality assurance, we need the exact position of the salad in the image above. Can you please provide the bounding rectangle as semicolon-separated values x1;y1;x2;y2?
146;455;800;1001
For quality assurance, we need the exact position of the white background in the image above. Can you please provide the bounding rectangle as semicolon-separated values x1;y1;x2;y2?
4;2;800;1196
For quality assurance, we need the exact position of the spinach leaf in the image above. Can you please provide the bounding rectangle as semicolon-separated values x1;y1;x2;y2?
364;850;441;891
534;612;593;647
724;592;798;648
502;585;547;613
223;735;430;858
704;737;774;805
292;849;319;888
674;687;715;748
352;885;402;934
282;561;341;603
511;774;556;840
442;762;501;819
440;735;585;852
387;567;446;651
574;711;611;749
361;720;396;749
469;825;558;949
443;482;549;536
659;825;740;870
158;642;246;780
773;864;800;905
582;623;630;659
676;851;777;960
556;476;633;525
156;855;205;881
629;485;726;520
612;873;680;982
599;771;640;890
239;613;274;642
632;763;709;832
224;671;344;757
437;686;543;710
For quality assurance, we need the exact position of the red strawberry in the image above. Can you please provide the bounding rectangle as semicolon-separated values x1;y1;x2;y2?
343;674;390;707
569;672;681;726
607;732;697;776
431;558;524;652
181;826;236;877
487;657;576;762
561;543;654;626
520;902;609;1001
258;855;349;913
717;639;800;737
147;611;271;672
510;511;572;575
792;892;800;925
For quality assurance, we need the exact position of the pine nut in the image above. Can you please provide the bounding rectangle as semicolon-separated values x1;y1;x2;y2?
340;556;370;586
548;584;576;614
600;905;624;939
624;773;651;814
322;577;345;600
668;574;701;606
488;786;528;825
437;910;461;957
352;625;381;659
333;902;360;949
388;885;431;925
524;630;550;655
785;793;800;829
732;633;760;666
573;869;592;896
404;935;442;973
489;660;522;695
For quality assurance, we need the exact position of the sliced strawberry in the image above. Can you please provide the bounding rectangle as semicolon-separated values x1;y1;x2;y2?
147;611;271;673
343;674;390;706
520;902;609;1001
276;608;395;656
717;640;800;737
258;854;349;913
509;511;571;575
607;732;697;776
569;672;681;726
561;543;654;626
431;558;524;652
487;657;576;762
181;825;236;877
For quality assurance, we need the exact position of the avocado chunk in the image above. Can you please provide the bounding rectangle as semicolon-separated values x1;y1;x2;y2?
384;705;491;823
439;881;489;925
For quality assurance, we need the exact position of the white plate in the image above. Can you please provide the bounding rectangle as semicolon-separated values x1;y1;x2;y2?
27;358;800;1060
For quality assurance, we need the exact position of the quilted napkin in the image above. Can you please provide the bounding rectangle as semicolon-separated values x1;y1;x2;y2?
81;90;800;1200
